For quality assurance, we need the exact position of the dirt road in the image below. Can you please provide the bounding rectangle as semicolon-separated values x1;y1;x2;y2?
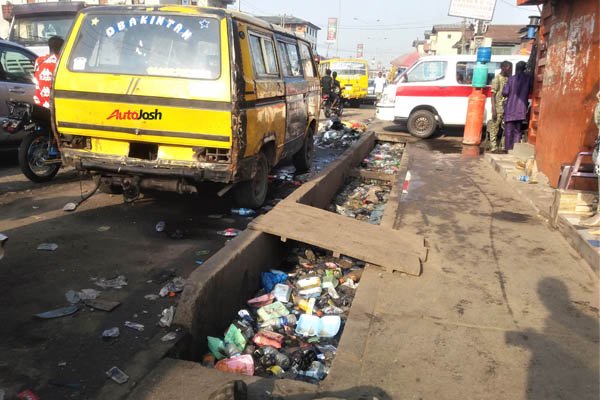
0;107;374;399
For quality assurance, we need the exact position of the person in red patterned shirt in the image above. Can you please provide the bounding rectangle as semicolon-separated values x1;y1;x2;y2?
32;36;63;126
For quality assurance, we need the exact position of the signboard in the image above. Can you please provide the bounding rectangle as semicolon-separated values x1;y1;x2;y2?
326;17;338;43
448;0;497;21
356;43;364;58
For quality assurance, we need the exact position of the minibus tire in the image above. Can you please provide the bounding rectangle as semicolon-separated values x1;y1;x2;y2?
408;110;437;139
234;152;268;208
293;128;314;173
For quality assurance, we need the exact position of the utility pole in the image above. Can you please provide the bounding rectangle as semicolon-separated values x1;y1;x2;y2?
336;0;341;57
237;0;240;12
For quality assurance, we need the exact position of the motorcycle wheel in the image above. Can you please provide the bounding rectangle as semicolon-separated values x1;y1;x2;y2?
18;132;61;183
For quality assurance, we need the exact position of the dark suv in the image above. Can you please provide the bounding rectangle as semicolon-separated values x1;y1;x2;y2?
0;40;37;150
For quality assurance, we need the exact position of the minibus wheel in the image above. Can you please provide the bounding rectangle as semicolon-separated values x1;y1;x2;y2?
293;127;314;173
234;152;268;208
408;109;437;139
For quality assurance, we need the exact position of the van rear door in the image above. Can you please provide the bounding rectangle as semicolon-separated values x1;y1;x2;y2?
54;11;232;154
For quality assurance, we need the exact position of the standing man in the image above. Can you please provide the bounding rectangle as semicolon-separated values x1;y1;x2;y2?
487;61;512;153
374;71;387;101
32;35;64;126
502;61;532;152
580;90;600;227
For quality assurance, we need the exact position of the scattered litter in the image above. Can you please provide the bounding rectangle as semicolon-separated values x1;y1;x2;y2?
102;327;120;338
196;249;211;256
159;277;185;297
144;294;159;301
205;246;364;382
97;226;111;232
155;221;166;232
106;366;129;384
85;299;120;312
94;275;128;289
207;214;223;219
195;260;204;265
79;288;100;300
63;202;77;212
315;118;366;149
17;390;39;400
161;332;178;342
37;243;58;251
361;142;404;174
124;321;145;331
48;380;82;390
159;306;175;327
65;290;81;304
57;361;67;367
231;208;256;216
217;228;240;237
34;304;79;319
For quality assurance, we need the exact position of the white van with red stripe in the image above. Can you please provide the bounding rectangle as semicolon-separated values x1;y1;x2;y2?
376;55;528;138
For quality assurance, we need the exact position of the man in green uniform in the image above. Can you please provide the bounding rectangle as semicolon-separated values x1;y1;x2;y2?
487;61;512;153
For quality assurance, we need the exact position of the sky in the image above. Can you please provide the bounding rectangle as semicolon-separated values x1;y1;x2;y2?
229;0;540;65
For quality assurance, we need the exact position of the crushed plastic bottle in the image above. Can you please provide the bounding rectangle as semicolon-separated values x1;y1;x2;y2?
102;327;120;338
124;321;144;331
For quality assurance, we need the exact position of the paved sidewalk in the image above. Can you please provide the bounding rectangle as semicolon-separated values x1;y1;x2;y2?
325;138;599;399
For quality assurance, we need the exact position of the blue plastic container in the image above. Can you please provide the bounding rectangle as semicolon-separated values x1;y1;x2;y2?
476;47;492;63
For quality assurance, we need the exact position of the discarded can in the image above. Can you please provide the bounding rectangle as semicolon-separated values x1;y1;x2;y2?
106;366;129;384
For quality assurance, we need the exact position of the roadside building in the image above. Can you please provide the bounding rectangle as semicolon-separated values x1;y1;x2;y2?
427;24;468;55
257;15;320;50
517;0;599;187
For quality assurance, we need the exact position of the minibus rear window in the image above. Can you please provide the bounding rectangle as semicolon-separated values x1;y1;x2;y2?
330;61;367;76
69;14;221;79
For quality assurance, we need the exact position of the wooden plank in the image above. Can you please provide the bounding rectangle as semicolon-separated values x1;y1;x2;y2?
249;203;424;276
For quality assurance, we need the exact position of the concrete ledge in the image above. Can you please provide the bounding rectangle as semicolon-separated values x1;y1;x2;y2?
484;152;599;274
556;214;600;276
173;229;285;360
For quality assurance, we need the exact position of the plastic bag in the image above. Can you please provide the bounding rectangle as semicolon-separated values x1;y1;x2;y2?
261;270;287;292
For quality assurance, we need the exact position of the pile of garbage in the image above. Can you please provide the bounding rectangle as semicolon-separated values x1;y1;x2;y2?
360;142;404;174
204;247;365;383
315;118;368;149
331;178;390;224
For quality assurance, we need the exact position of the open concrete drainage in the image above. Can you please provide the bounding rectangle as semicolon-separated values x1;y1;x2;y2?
169;132;421;388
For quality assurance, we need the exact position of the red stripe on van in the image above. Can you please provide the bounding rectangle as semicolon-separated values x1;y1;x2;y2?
396;85;491;98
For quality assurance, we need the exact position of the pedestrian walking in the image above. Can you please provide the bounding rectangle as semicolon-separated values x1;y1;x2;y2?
374;71;387;100
487;61;512;153
502;61;532;152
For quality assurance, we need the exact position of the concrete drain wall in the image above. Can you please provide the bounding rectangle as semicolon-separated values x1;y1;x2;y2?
173;132;409;375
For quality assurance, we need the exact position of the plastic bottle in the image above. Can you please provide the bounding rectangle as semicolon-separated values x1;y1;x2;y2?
519;175;530;182
302;361;327;380
231;208;256;216
260;314;297;330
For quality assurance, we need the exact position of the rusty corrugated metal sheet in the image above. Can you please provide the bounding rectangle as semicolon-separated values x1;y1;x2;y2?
531;0;599;187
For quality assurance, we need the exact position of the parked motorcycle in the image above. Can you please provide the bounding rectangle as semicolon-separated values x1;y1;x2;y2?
2;101;61;183
322;86;344;118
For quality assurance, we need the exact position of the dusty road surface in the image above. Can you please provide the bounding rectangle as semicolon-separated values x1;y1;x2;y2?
0;107;373;399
